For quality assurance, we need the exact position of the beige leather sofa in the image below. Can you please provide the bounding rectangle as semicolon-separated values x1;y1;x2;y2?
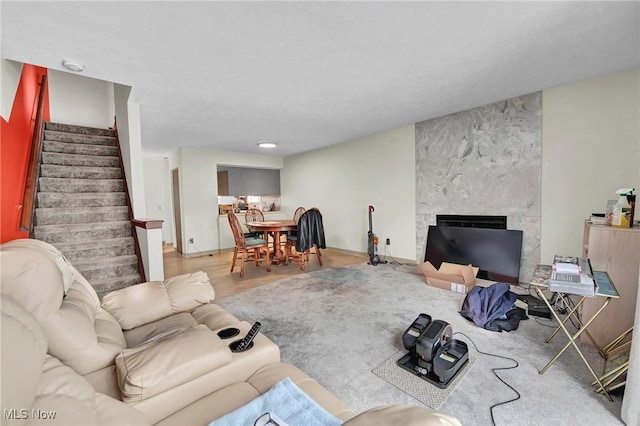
0;239;460;425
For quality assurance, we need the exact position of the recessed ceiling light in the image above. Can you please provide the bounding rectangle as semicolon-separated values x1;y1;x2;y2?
62;59;84;72
257;141;277;149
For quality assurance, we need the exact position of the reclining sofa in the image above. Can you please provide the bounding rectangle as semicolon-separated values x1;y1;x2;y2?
0;239;460;425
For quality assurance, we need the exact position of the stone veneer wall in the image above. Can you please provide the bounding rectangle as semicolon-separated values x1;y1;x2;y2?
415;92;541;284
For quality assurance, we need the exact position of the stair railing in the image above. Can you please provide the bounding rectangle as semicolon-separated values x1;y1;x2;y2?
112;120;147;283
20;74;48;235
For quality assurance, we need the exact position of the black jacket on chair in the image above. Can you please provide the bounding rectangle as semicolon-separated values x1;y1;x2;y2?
296;209;326;253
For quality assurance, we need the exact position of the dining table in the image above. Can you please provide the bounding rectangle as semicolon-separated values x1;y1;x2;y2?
245;220;297;265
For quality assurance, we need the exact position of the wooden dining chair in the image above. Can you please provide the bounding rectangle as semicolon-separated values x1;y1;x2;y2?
285;208;324;270
228;212;270;277
284;207;305;261
244;208;266;239
281;206;305;249
293;207;306;223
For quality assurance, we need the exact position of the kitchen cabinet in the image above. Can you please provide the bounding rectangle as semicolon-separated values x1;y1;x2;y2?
581;222;640;346
217;171;229;196
217;167;280;196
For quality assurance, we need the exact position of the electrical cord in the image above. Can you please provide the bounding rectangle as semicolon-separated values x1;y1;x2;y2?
534;316;557;328
549;293;583;330
189;241;204;254
453;332;521;426
382;245;413;267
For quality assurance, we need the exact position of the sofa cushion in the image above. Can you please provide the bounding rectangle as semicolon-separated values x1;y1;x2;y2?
0;240;128;376
246;362;354;421
1;296;48;415
95;394;149;426
1;295;149;426
190;303;242;332
48;283;126;374
154;362;354;426
123;311;198;348
116;325;232;403
342;405;462;426
154;381;260;426
209;377;342;426
102;271;215;330
30;355;150;426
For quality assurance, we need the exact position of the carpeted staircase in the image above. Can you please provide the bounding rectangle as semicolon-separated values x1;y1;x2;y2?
33;122;142;297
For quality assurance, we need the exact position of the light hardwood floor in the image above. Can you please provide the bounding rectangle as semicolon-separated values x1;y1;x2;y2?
163;247;368;299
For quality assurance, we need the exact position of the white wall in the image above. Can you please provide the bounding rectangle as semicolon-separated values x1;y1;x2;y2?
0;59;22;119
48;69;114;128
143;156;174;243
114;83;146;218
158;69;638;266
169;148;283;255
281;125;416;261
541;68;640;262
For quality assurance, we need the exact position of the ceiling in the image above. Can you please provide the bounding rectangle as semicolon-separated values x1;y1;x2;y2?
2;1;639;157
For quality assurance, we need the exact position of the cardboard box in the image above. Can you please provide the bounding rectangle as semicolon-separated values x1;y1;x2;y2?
419;261;479;294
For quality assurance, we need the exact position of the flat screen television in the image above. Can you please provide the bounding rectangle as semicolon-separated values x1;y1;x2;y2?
424;225;523;285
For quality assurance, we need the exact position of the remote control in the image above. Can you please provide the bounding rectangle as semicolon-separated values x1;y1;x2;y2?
235;322;261;351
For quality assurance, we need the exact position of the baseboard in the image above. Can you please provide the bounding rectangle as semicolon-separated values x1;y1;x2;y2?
182;249;219;258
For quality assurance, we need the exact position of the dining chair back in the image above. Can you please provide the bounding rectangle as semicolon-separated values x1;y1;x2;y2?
245;208;265;224
284;207;306;243
285;208;325;270
228;212;270;277
244;208;266;239
293;207;306;224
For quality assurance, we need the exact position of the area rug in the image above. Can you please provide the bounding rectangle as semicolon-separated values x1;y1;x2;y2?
216;263;624;426
372;350;475;409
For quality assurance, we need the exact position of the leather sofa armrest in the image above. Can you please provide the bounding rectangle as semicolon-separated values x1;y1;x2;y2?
102;271;214;330
116;325;232;403
342;405;461;426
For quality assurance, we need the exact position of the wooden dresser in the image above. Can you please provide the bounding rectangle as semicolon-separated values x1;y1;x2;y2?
581;221;640;346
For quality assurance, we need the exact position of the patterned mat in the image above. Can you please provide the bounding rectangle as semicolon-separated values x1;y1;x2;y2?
372;350;474;410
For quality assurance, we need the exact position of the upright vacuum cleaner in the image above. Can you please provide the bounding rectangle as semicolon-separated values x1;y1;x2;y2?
367;205;385;265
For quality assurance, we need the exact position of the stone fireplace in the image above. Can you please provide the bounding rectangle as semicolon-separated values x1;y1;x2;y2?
415;93;541;284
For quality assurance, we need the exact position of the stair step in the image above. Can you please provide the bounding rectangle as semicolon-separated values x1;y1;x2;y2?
38;192;127;208
42;152;120;168
36;206;129;225
34;221;132;244
73;255;139;282
36;122;141;296
39;177;124;193
44;129;116;146
45;122;115;137
44;140;118;157
54;238;136;263
93;274;142;299
40;164;122;179
44;130;116;146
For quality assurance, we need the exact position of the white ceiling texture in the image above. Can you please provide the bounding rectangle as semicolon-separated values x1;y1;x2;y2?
2;1;639;157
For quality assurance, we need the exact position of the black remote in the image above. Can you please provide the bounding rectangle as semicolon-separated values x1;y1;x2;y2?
235;322;261;352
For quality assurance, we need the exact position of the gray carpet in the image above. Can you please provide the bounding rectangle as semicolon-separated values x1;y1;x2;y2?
217;263;624;426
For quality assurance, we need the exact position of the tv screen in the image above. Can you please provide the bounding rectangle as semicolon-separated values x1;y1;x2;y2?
424;225;523;285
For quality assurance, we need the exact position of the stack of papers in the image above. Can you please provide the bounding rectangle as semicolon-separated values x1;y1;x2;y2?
549;255;597;297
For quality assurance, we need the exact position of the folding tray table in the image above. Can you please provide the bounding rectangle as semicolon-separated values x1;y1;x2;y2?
530;264;619;401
